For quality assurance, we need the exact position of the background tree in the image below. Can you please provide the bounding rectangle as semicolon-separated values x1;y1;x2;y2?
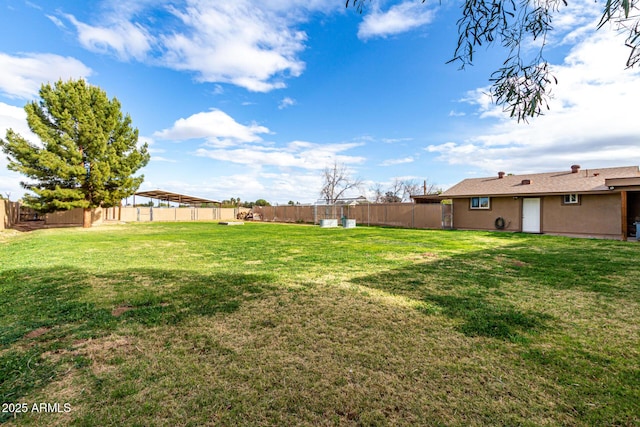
402;179;441;201
401;179;423;201
0;79;149;227
347;0;640;121
384;191;403;203
254;199;271;206
370;178;440;203
377;177;405;203
320;161;363;203
370;182;385;203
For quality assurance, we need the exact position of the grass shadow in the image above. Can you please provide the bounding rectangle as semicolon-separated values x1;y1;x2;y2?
349;235;640;425
0;266;275;411
348;241;572;341
421;292;551;341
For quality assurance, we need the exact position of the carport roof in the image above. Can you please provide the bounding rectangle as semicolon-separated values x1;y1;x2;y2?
134;190;220;206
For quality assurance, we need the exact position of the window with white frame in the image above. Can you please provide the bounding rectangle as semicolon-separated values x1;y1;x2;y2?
563;194;579;204
470;196;490;209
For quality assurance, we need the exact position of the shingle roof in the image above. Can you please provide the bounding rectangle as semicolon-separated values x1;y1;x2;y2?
441;166;640;198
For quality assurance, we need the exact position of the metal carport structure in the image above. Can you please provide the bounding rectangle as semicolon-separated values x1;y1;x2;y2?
133;190;221;207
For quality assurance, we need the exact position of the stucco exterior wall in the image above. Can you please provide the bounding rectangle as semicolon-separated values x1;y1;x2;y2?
106;207;238;222
44;207;104;226
452;193;622;238
542;193;621;239
452;197;521;232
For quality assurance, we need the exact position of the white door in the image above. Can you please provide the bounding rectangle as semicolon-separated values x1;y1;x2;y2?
522;198;541;233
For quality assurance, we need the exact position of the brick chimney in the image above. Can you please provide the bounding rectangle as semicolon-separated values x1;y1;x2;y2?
571;164;581;174
498;171;505;179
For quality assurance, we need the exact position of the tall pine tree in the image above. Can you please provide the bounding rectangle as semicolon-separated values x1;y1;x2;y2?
0;79;150;227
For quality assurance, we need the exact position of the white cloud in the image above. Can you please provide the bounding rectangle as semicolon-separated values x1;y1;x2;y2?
153;109;270;146
0;102;43;199
160;1;307;92
137;135;165;157
195;140;365;170
0;53;92;100
381;137;413;144
46;14;66;29
429;28;640;175
553;0;602;41
357;1;435;40
149;156;177;163
380;157;414;166
64;13;153;61
59;0;338;92
278;97;296;109
0;102;40;143
140;169;324;205
151;108;365;199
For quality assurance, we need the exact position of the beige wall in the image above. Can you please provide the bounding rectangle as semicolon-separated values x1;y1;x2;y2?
121;207;139;222
153;208;182;221
542;193;621;239
44;208;83;225
105;206;239;222
1;200;5;230
91;208;104;226
452;194;623;238
1;200;20;230
255;203;443;229
452;197;521;232
2;203;244;229
43;207;104;226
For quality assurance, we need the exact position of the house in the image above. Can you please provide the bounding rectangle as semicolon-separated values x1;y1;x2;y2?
440;165;640;240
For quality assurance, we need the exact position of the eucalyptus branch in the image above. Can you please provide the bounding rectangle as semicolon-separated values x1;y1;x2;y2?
346;0;640;122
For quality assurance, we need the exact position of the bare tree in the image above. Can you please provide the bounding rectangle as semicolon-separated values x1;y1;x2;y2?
401;179;422;202
402;179;441;201
369;182;385;203
320;161;363;203
371;178;405;203
387;178;405;202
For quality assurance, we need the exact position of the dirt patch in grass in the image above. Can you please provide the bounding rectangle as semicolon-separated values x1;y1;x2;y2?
111;305;133;317
24;327;51;339
0;229;23;241
80;335;136;357
494;254;528;268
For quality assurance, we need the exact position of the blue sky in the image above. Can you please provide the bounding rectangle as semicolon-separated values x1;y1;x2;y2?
1;0;639;204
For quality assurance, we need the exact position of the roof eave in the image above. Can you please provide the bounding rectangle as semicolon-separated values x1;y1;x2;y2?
442;189;619;198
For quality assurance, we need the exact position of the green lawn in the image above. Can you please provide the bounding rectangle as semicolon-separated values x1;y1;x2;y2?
1;222;638;426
